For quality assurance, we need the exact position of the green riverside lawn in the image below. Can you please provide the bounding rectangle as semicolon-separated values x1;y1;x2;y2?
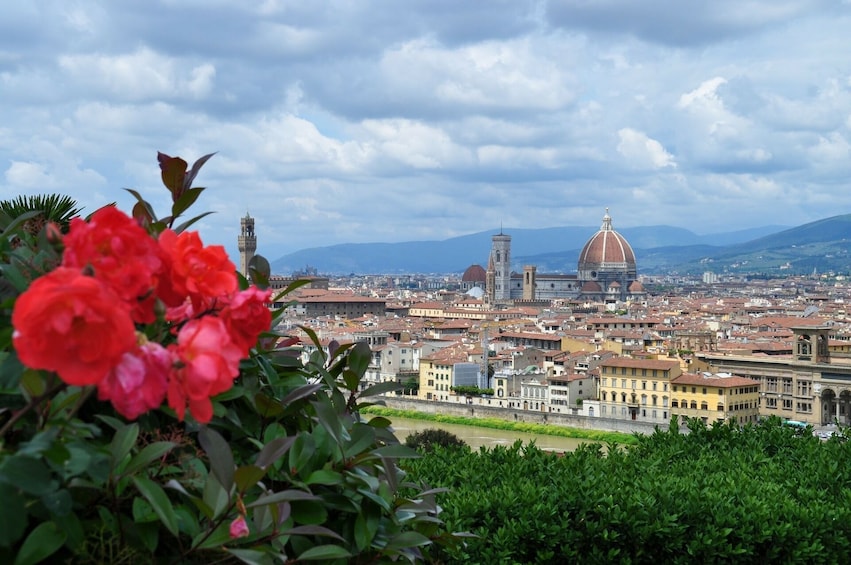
362;406;638;446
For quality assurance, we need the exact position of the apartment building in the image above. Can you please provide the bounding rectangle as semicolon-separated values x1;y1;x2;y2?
598;357;682;423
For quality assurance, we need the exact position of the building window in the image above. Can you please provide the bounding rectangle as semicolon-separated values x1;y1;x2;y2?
673;385;678;392
702;388;707;395
663;396;668;408
717;404;724;412
797;381;811;396
652;382;657;391
766;397;777;409
642;381;646;390
783;399;793;410
701;402;708;411
621;379;627;389
690;401;697;409
672;400;679;408
641;394;647;406
652;395;657;406
632;380;637;390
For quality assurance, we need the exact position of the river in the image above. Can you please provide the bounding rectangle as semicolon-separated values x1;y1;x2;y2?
384;416;595;452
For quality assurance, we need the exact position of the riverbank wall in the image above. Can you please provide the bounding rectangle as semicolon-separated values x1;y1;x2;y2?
380;397;668;436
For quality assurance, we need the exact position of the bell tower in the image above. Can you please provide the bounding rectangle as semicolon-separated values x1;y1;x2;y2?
238;212;257;277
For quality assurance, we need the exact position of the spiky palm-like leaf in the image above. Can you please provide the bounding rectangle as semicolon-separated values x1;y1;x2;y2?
0;194;83;233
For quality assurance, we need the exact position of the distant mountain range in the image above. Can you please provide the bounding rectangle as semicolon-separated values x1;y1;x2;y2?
270;215;851;276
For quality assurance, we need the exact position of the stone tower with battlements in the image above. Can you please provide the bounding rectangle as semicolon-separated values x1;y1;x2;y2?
238;212;257;277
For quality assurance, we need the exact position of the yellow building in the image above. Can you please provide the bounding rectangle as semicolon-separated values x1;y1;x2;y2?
418;345;477;401
670;372;760;425
598;358;682;423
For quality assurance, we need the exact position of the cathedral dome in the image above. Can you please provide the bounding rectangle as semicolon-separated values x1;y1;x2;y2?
577;210;636;274
462;264;487;283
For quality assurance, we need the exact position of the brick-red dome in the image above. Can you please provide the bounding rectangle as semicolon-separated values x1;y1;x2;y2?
462;264;487;282
578;211;636;270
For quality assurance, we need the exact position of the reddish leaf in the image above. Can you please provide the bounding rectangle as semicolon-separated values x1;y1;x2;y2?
159;155;188;200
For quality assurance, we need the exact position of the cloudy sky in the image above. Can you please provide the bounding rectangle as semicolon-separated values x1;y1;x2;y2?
3;1;851;265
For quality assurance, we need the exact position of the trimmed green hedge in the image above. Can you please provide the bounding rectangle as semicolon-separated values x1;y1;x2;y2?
363;406;638;446
403;417;851;564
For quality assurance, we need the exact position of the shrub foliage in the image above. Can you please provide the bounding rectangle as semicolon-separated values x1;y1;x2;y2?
404;417;851;564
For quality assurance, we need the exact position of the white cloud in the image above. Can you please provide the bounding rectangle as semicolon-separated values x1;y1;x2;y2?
58;47;216;101
617;128;676;169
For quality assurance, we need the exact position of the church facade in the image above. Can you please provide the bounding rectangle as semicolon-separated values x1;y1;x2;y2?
477;210;645;305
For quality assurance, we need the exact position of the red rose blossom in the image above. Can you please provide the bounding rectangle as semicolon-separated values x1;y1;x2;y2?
220;287;273;354
167;317;243;422
12;267;136;385
158;229;237;311
62;206;164;323
98;342;173;420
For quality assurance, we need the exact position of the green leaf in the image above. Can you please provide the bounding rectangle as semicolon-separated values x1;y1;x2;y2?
297;544;352;561
122;441;176;477
0;455;56;496
41;488;73;517
305;469;342;486
0;484;27;547
354;507;380;551
234;465;267;493
198;427;234;493
13;521;66;565
226;548;277;565
132;476;179;537
347;341;372;377
291;499;328;525
202;474;230;519
173;211;215;233
246;489;318;508
192;520;232;550
359;380;403;398
280;383;322;407
311;395;343;447
19;369;46;398
109;423;139;472
282;525;345;541
255;436;295;469
254;392;284;418
344;425;377;459
184;151;216;189
171;187;205;218
0;350;24;389
385;530;432;550
373;444;421;458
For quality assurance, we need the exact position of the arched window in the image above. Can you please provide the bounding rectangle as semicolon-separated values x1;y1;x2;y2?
690;401;697;410
602;391;607;401
701;402;708;411
652;395;658;406
671;400;679;408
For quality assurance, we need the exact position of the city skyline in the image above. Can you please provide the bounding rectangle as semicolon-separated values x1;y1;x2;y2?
2;1;851;263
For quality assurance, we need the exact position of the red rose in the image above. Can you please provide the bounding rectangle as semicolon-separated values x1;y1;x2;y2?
167;317;243;422
220;287;273;354
158;229;237;311
12;267;136;385
62;206;164;323
98;342;173;420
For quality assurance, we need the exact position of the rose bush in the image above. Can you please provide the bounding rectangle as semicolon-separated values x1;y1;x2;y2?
0;153;455;563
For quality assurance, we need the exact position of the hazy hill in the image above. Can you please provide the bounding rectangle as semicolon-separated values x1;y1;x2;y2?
271;223;789;275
